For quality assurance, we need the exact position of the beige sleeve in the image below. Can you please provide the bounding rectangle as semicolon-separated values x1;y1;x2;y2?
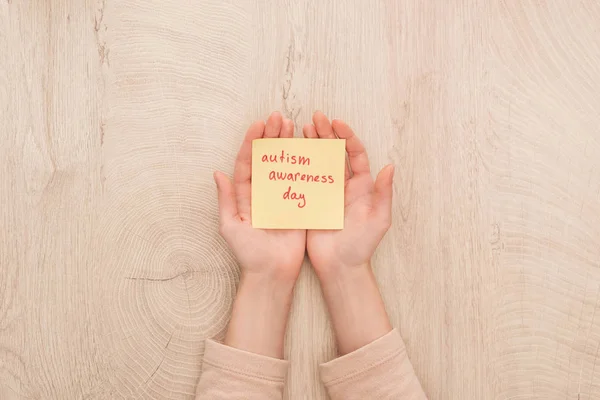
319;329;427;400
195;339;289;400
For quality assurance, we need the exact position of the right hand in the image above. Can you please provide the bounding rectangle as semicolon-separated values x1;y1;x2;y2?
302;112;394;281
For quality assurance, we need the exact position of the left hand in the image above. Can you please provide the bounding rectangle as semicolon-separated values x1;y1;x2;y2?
214;112;306;284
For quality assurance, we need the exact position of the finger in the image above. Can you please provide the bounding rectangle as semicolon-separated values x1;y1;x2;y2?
373;164;394;225
234;120;265;184
315;113;350;179
313;111;335;138
302;123;318;138
280;118;294;138
234;120;265;219
343;153;352;182
332;119;371;176
214;171;239;232
265;111;283;138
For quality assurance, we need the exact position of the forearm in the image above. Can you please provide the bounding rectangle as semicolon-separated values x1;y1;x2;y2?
196;273;293;399
225;272;295;359
318;263;392;355
318;263;427;399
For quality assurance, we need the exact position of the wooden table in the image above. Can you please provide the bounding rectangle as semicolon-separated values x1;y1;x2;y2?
1;1;599;398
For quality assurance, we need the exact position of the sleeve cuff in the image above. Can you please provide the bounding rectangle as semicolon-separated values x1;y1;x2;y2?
319;329;406;386
202;339;290;383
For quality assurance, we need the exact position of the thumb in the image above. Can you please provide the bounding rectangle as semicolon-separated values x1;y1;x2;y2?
214;171;238;230
373;164;394;226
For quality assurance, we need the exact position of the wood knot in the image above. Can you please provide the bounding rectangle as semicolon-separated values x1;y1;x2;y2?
167;251;196;280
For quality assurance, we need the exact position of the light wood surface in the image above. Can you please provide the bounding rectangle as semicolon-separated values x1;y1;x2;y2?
2;1;600;399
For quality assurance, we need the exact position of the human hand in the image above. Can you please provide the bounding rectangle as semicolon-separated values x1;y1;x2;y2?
302;111;394;282
214;111;306;284
214;112;305;358
302;111;394;354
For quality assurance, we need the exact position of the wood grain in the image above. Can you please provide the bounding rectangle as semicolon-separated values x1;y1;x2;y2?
1;0;599;399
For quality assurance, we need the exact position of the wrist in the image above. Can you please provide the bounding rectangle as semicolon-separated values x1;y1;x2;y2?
240;257;302;288
316;261;371;288
239;270;296;296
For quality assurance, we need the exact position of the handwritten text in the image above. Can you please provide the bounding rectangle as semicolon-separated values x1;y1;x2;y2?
261;151;335;208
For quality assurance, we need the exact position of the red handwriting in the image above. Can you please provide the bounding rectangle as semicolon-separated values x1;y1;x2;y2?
268;171;334;184
283;186;306;208
261;151;310;166
260;151;335;209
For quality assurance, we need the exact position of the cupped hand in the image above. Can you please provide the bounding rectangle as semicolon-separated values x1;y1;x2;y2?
303;111;394;280
214;112;306;283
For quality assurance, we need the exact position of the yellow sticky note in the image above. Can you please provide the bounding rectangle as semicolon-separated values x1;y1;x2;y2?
251;138;345;229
